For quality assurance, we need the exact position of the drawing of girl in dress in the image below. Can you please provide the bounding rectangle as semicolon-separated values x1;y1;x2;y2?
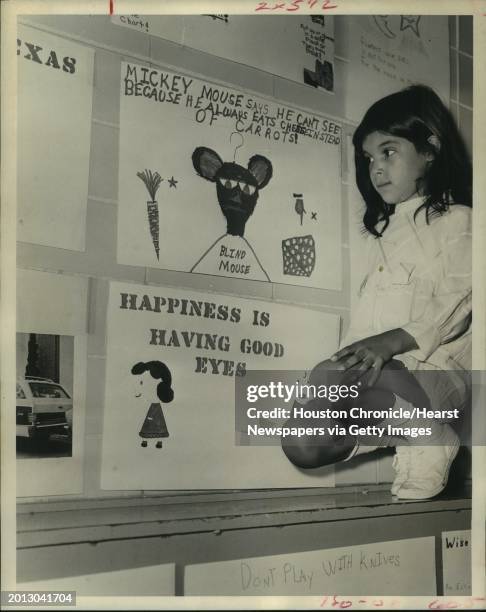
131;360;174;449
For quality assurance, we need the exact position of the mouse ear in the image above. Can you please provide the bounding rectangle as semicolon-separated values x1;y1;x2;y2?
248;155;273;189
192;147;224;181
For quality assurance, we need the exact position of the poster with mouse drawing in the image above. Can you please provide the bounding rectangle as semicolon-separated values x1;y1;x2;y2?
100;281;339;490
112;15;335;92
117;61;342;290
345;16;449;122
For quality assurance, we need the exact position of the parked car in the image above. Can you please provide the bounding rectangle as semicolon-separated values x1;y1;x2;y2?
16;376;72;440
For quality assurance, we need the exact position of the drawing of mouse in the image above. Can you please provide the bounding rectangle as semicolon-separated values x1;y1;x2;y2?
190;146;273;281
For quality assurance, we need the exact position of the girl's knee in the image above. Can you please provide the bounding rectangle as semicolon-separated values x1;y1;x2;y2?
281;420;355;468
375;362;431;409
308;359;343;387
359;387;395;412
350;387;395;427
281;439;324;468
282;439;354;468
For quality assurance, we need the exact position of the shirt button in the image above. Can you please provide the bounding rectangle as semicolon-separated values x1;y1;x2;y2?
378;265;384;272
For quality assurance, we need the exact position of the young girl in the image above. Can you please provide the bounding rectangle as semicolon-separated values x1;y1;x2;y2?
282;85;472;500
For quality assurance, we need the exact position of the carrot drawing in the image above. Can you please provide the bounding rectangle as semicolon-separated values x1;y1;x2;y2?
137;169;163;260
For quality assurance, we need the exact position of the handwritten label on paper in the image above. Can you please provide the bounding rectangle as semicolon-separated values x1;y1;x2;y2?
255;0;338;11
184;537;436;595
319;595;485;609
441;530;471;596
345;16;449;123
117;14;150;32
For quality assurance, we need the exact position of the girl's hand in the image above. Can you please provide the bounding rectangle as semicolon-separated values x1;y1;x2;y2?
330;329;418;386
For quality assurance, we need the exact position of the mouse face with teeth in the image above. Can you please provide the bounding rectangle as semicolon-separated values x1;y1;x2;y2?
192;147;273;237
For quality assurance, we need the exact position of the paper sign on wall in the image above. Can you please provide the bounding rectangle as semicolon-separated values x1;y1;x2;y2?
18;563;175;596
17;25;94;251
16;269;88;497
112;15;335;91
101;281;339;490
345;16;450;122
118;61;342;289
184;536;436;595
442;530;471;595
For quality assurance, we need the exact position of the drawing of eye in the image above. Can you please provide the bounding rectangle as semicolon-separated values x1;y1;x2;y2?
239;182;256;195
218;178;238;189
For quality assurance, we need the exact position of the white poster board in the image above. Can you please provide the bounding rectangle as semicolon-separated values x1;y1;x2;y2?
18;563;175;596
16;269;88;497
184;536;436;595
17;25;94;251
345;16;450;122
442;530;471;596
112;15;335;91
101;281;339;490
118;62;342;289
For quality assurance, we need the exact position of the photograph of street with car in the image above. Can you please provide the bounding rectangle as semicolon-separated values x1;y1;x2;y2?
16;333;73;458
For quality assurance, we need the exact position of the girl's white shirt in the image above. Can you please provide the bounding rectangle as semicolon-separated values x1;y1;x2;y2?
344;196;472;372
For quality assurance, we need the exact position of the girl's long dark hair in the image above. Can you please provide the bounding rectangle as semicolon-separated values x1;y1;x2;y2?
353;85;472;237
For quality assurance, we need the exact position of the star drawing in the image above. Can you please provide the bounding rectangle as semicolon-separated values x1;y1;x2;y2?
400;15;421;37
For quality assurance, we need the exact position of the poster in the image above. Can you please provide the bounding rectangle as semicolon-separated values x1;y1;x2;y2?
101;281;339;490
442;530;471;595
18;563;175;596
118;62;342;289
345;16;450;122
17;25;94;251
112;14;335;91
16;269;88;497
185;536;436;595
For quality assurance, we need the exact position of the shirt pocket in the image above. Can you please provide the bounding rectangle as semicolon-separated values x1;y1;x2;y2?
390;262;416;285
377;262;416;329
